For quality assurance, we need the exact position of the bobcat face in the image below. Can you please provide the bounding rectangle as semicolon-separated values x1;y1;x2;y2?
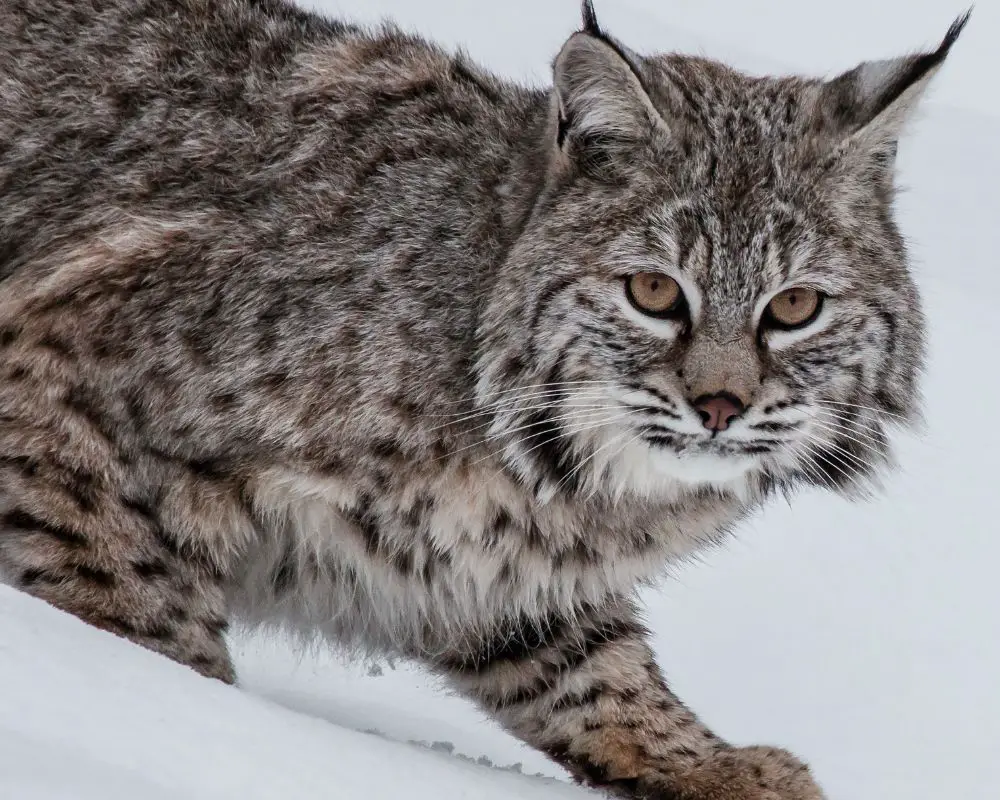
477;21;939;502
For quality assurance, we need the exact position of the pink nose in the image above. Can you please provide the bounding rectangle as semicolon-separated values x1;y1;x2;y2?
693;394;745;432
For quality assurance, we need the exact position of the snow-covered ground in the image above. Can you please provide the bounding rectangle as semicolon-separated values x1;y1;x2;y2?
2;1;997;798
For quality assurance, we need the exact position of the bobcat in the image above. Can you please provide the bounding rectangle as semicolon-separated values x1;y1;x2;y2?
0;0;964;797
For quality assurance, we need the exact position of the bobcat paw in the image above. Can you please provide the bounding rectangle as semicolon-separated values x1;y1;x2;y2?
606;746;826;800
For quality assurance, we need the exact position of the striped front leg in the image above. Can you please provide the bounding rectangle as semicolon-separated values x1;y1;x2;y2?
436;598;826;799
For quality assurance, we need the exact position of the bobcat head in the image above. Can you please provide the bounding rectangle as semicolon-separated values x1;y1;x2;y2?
477;3;965;502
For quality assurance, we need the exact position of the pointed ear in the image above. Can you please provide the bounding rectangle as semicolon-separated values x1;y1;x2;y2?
814;12;969;175
549;2;666;179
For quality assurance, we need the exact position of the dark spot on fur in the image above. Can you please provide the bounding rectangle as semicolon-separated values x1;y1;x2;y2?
1;455;38;478
38;333;74;358
189;653;221;669
74;564;116;587
419;556;435;585
0;327;20;347
524;521;545;551
448;58;503;103
875;387;905;418
209;392;239;412
171;423;195;439
3;509;88;547
490;507;512;536
500;355;524;381
750;421;792;432
271;556;295;595
444;610;565;673
143;622;175;640
496;559;513;587
561;614;642;673
62;386;113;446
319;455;344;473
255;370;290;392
52;463;100;512
551;683;604;713
390;547;414;576
187;458;229;481
122;388;148;430
181;330;215;362
607;778;645;795
121;492;159;522
370;438;399;459
541;739;572;765
372;469;391;492
134;559;170;579
19;568;49;587
152;526;184;559
402;493;433;529
487;678;550;709
575;758;610;785
389;394;424;418
201;617;230;638
343;495;380;553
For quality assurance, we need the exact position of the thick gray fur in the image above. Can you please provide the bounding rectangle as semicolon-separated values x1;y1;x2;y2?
0;1;965;797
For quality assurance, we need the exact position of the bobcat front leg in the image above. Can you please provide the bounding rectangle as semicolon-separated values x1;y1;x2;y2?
439;598;826;800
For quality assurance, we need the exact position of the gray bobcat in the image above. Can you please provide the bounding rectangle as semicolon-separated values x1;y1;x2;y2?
0;0;965;797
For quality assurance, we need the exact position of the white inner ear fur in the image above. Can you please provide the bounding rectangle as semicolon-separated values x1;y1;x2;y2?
553;33;671;142
852;67;941;153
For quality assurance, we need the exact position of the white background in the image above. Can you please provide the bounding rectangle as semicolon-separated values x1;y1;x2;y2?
2;2;997;799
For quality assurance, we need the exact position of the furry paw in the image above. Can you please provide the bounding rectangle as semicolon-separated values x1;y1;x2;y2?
606;746;826;800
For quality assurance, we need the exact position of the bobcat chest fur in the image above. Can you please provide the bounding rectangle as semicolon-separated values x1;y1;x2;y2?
231;464;742;657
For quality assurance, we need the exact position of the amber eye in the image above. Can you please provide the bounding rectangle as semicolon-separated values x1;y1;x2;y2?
764;287;823;329
626;272;683;317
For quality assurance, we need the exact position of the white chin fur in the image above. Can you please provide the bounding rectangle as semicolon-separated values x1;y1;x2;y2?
608;436;756;500
652;449;755;484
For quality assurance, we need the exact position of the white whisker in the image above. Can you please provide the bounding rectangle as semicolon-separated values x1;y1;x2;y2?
793;446;836;489
554;426;633;495
429;387;613;419
800;434;874;481
812;406;889;436
798;442;861;488
436;380;611;408
427;396;613;431
815;400;911;425
439;407;634;461
465;410;634;469
808;417;889;456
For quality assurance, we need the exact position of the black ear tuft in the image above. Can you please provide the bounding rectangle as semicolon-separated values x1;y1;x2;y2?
817;12;969;152
940;9;972;56
581;1;601;37
874;9;971;112
813;12;970;189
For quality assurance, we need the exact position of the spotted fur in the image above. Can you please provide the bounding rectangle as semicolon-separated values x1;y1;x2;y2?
0;1;965;797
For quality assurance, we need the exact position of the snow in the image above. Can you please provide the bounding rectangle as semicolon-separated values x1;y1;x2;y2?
2;1;998;799
0;587;576;800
